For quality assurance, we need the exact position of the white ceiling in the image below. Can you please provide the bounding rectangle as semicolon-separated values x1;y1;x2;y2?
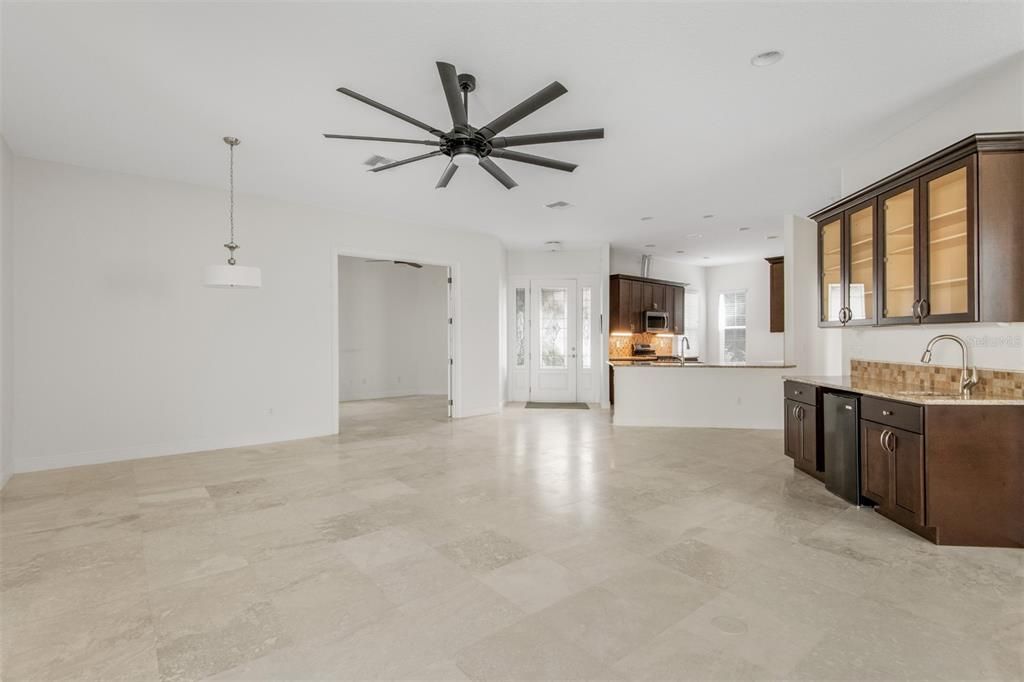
3;2;1022;264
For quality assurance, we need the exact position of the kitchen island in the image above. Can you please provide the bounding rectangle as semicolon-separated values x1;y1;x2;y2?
610;360;796;429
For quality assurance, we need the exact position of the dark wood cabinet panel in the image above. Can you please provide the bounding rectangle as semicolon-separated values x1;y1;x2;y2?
671;287;685;334
629;280;643;331
812;133;1024;328
765;256;784;333
890;427;925;526
861;420;890;506
786;399;819;477
609;275;686;336
784;398;801;460
861;420;925;529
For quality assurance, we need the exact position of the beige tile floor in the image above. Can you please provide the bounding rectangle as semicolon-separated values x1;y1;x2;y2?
1;395;1021;681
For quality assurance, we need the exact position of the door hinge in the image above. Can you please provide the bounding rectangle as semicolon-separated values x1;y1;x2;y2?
448;399;453;406
449;358;454;366
447;277;452;284
448;317;453;325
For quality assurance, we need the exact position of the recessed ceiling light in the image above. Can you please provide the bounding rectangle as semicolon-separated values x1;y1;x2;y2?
644;243;657;248
702;256;710;260
688;233;703;239
640;216;655;221
766;234;779;240
751;50;784;67
702;214;714;219
738;227;751;232
675;250;685;254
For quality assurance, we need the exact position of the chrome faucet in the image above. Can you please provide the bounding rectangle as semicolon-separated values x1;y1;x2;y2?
920;334;978;397
679;336;691;365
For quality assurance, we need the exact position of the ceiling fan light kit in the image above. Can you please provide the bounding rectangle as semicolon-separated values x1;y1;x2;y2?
324;61;604;190
204;136;262;289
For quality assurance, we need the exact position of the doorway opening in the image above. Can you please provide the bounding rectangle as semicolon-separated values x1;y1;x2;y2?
337;255;453;429
508;276;602;404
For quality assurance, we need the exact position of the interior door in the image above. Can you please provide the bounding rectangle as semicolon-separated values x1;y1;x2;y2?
530;280;577;402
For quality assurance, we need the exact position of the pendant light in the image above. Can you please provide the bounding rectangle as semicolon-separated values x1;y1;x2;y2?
203;136;262;288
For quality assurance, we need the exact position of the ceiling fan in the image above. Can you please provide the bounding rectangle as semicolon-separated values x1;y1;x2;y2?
324;61;604;189
365;259;423;269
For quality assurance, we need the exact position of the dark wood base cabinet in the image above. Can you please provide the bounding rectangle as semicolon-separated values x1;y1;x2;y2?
860;419;935;543
783;381;1022;548
925;405;1024;548
783;381;823;481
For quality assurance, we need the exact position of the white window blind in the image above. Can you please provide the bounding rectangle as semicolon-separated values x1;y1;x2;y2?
719;290;747;362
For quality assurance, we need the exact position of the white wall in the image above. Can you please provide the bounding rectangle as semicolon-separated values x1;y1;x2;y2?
0;136;13;488
704;259;784;364
338;257;447;401
835;54;1024;373
506;246;610;405
11;157;504;473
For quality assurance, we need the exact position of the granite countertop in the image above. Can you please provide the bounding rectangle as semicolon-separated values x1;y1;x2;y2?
611;360;796;369
784;375;1024;406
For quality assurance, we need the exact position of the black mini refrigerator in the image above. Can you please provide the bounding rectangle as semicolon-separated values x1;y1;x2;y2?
823;392;864;505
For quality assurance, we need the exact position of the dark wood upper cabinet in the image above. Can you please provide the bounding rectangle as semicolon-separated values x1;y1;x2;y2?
765;256;784;333
817;199;878;327
608;274;685;336
812;133;1024;327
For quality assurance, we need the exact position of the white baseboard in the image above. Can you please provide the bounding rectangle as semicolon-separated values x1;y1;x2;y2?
13;426;336;475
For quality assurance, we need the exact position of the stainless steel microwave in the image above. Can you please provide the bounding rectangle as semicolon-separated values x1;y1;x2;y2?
644;310;670;332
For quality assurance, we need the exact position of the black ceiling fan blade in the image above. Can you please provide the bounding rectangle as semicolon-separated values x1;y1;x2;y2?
395;261;424;268
489;149;577;173
489;128;604;148
436;62;468;130
478;81;568;139
435;163;458;189
368;151;443;172
323;134;439;146
336;87;444;136
478;157;518;190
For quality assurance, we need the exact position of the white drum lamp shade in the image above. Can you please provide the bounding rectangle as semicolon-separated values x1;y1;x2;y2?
203;264;262;288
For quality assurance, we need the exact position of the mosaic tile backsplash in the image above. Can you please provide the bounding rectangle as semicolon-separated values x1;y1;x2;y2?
851;359;1024;399
608;333;674;358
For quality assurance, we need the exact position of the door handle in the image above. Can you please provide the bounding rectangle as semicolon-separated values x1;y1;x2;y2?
879;429;889;453
912;300;920;320
919;299;930;319
885;430;896;453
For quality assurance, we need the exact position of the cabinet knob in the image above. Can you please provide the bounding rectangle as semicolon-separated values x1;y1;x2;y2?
882;410;894;416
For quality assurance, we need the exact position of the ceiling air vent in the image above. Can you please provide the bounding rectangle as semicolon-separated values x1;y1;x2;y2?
545;201;573;210
363;154;396;168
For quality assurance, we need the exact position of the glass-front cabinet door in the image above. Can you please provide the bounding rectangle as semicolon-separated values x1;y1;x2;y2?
920;158;976;323
819;215;843;325
879;183;919;324
844;200;876;325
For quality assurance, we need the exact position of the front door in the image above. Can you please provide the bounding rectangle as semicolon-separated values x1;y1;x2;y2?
530;280;577;402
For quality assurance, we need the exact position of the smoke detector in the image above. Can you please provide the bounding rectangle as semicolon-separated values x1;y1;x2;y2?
544;241;563;252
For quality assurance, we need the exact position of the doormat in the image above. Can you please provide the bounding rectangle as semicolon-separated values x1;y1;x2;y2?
525;402;589;410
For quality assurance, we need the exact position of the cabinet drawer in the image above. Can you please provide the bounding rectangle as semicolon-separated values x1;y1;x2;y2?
784;381;817;406
861;396;923;434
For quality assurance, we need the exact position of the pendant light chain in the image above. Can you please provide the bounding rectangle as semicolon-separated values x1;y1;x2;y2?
223;136;240;265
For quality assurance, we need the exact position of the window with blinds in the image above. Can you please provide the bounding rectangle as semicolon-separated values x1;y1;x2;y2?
719;290;747;362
